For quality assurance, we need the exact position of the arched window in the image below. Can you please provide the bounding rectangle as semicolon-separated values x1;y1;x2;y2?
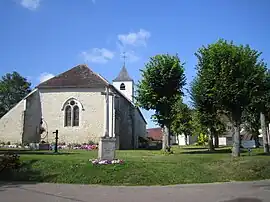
65;106;72;126
63;99;80;127
120;83;125;90
73;105;79;126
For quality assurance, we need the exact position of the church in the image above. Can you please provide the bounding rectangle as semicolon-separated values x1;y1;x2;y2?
0;64;147;149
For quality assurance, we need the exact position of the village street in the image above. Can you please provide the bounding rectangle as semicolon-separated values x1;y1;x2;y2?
1;180;270;202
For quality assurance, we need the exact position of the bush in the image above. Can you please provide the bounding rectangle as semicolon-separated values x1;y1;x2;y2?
197;133;208;145
138;136;149;148
88;140;96;145
0;153;21;173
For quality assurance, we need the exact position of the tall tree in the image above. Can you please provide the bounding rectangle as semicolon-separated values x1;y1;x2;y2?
242;105;261;147
171;99;193;145
251;69;270;152
0;72;31;118
195;39;266;157
135;54;186;152
190;76;220;151
190;109;208;138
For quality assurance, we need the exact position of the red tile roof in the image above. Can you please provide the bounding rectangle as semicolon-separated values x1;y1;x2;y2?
147;127;163;141
36;64;108;89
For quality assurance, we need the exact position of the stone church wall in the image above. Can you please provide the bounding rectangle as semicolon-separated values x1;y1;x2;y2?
22;90;42;144
0;101;24;144
134;108;147;148
115;96;134;149
0;90;39;144
39;88;105;144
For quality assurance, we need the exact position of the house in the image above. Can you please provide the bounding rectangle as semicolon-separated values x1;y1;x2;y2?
0;64;147;149
147;127;197;146
146;128;163;141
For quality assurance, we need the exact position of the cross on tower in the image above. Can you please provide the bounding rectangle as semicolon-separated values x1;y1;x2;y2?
121;52;127;66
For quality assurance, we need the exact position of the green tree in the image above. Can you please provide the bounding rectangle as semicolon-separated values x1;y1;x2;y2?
242;105;261;147
171;99;193;145
135;54;186;152
195;39;266;157
250;69;270;152
190;109;208;137
190;76;220;151
0;72;31;118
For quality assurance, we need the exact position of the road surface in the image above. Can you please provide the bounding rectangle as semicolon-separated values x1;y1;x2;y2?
1;180;270;202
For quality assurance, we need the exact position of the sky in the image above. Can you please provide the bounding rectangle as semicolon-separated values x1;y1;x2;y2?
1;0;270;129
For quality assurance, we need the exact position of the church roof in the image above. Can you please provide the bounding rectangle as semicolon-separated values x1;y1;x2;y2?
37;64;108;89
36;64;147;124
113;66;133;82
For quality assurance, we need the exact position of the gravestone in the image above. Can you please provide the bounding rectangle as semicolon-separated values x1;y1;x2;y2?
98;137;116;161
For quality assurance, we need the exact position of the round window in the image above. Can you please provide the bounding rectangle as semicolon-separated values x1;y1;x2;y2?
70;100;75;105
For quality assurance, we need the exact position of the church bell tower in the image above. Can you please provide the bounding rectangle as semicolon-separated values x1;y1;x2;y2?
112;65;134;102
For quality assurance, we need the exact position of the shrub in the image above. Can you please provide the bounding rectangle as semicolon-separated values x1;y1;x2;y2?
88;140;96;145
0;153;21;173
197;133;208;145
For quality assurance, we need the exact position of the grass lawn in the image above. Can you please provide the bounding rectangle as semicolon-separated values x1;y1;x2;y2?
1;146;270;186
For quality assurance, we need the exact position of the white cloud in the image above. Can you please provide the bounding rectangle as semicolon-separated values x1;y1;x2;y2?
20;0;41;10
39;72;54;83
118;29;151;47
81;48;115;64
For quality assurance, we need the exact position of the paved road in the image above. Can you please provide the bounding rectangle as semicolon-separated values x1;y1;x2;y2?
1;180;270;202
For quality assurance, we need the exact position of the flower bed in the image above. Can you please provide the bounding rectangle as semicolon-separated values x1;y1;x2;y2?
90;159;124;165
49;144;98;150
75;144;98;150
0;143;99;151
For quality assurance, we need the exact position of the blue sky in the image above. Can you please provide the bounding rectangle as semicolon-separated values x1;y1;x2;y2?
1;0;270;128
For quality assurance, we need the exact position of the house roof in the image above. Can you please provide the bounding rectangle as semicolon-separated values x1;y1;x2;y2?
147;127;163;141
113;66;133;82
36;64;108;89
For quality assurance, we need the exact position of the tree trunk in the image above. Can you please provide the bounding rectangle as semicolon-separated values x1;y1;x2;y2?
267;123;270;149
208;128;214;151
168;126;172;151
232;123;240;157
176;134;180;145
214;133;219;148
184;134;188;145
260;112;269;153
162;126;171;152
162;127;167;151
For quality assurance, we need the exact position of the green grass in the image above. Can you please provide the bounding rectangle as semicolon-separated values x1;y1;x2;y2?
1;146;270;186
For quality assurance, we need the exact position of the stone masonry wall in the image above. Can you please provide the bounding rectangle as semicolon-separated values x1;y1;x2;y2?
39;88;105;144
0;90;40;144
134;108;147;148
115;95;133;149
22;90;42;144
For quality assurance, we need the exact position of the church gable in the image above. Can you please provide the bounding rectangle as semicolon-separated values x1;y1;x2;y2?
37;64;108;89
